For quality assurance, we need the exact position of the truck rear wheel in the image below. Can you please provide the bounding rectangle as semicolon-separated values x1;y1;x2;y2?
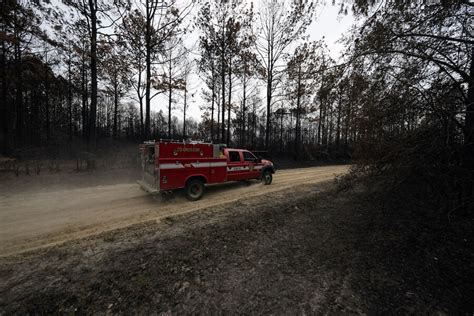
185;179;205;201
262;171;273;185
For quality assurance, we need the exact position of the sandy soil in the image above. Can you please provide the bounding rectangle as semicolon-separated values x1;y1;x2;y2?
0;165;348;256
0;165;472;314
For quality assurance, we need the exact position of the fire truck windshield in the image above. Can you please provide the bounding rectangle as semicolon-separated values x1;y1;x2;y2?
243;151;257;162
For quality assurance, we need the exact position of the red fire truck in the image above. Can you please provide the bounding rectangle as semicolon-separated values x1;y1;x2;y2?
138;140;275;200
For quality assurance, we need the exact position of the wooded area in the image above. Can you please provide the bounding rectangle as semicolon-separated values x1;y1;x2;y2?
1;1;474;313
0;0;472;178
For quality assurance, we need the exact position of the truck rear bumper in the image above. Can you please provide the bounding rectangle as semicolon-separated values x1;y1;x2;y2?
137;180;159;194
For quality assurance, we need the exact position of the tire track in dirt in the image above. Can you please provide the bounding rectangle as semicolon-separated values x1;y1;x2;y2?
0;165;349;256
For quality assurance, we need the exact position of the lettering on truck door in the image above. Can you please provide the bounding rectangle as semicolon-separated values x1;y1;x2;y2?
227;150;246;181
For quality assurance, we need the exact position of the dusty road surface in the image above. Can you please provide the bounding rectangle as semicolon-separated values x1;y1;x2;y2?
0;165;348;255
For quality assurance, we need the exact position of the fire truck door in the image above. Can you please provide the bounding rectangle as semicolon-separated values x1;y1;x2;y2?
242;151;260;179
226;150;246;181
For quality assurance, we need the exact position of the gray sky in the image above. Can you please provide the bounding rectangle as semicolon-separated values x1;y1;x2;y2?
150;2;355;122
308;4;355;60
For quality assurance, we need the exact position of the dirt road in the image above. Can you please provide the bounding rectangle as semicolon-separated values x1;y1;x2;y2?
0;165;348;256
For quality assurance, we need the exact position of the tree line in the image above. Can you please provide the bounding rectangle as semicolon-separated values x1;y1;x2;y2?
0;0;472;174
0;0;356;160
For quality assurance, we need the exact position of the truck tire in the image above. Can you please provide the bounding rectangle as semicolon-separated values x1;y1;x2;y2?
185;179;205;201
262;170;273;185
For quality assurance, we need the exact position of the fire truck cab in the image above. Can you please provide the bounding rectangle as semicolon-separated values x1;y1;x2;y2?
138;140;275;201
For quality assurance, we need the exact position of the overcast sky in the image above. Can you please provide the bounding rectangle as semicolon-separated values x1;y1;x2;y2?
146;2;355;121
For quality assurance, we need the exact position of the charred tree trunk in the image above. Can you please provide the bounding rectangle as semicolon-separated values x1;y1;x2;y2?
81;40;88;141
221;52;226;144
226;58;232;146
168;58;172;138
241;71;247;148
1;38;8;154
217;89;220;139
68;51;73;141
210;61;215;142
183;83;187;139
137;57;144;139
113;80;118;139
336;86;342;151
265;71;272;150
295;64;302;160
14;39;23;148
317;100;322;147
464;47;474;196
252;103;257;148
144;0;152;140
45;60;50;147
88;0;98;152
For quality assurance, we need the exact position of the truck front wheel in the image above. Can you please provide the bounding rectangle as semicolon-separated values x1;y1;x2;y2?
262;171;273;185
185;179;205;201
